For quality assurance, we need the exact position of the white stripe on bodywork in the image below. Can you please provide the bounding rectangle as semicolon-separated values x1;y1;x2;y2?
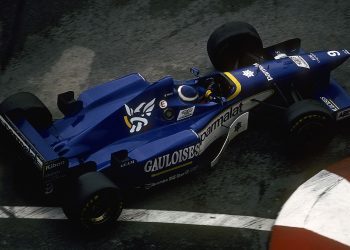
199;89;274;154
0;206;274;231
210;112;249;167
275;170;350;247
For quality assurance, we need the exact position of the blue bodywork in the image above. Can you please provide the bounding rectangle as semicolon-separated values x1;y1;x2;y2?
1;43;349;192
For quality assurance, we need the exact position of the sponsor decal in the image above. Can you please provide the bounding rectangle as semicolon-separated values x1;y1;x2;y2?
210;112;249;167
199;102;243;144
234;122;242;132
337;108;350;120
197;90;274;154
124;98;155;133
308;53;320;63
320;97;339;112
289;56;310;69
253;63;273;81
145;166;198;189
164;92;174;98
121;159;136;168
327;50;340;57
343;49;350;55
177;106;195;121
159;100;167;109
242;69;255;78
42;159;67;179
0;115;43;168
144;143;200;174
274;53;287;59
44;160;65;172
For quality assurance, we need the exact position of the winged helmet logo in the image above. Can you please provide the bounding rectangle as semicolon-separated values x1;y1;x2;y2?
124;98;155;133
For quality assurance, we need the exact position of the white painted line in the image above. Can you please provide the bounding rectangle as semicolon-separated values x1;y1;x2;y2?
119;209;275;231
0;206;274;231
0;206;66;219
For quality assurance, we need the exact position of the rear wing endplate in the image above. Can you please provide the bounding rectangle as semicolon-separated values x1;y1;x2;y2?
0;114;68;181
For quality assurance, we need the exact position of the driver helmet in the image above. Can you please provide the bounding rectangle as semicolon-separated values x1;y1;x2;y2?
178;85;199;102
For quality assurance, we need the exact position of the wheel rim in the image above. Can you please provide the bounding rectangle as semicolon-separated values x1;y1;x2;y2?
80;190;121;226
294;117;329;144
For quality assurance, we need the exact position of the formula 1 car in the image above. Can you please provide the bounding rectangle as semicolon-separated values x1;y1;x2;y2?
0;21;349;229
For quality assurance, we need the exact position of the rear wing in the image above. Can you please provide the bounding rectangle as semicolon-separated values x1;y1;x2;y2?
0;114;68;182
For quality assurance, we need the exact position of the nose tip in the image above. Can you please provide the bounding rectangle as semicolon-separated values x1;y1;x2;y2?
326;49;350;70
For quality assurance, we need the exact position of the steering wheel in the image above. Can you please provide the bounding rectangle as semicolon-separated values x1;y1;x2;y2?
204;89;222;104
203;78;222;104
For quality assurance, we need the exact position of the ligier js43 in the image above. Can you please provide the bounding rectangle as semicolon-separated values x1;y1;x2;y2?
0;22;349;229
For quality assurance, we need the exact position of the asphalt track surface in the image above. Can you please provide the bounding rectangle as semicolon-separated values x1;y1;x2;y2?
0;0;350;249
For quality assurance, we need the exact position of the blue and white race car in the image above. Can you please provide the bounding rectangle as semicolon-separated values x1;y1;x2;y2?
0;22;349;229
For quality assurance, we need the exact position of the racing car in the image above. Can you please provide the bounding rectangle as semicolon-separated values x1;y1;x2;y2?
0;21;349;229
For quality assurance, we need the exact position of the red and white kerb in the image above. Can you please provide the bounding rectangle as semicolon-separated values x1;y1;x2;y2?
270;158;350;250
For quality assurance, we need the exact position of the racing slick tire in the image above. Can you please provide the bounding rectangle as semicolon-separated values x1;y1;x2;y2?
0;92;52;129
285;99;334;151
62;172;123;230
207;21;263;71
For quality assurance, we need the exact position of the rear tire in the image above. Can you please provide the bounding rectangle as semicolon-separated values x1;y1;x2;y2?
0;92;52;129
286;100;334;151
62;172;123;230
207;21;263;71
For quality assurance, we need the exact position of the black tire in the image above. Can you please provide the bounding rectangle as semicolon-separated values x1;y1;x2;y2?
62;172;123;230
207;21;263;71
0;92;52;129
286;100;334;150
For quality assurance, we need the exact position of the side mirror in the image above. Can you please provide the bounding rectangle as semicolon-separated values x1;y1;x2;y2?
190;67;200;77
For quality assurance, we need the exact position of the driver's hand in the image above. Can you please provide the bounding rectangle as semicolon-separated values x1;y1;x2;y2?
205;89;214;100
205;90;223;104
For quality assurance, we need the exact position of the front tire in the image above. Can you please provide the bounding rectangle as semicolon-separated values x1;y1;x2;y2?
62;172;123;230
207;21;263;71
286;100;334;151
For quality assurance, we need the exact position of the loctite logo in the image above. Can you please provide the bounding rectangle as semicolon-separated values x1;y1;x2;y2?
144;143;200;173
